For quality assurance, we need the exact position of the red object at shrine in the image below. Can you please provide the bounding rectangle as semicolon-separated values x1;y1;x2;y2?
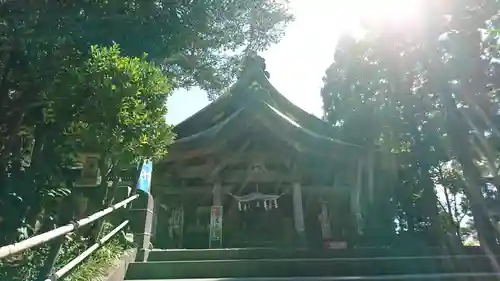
212;206;221;217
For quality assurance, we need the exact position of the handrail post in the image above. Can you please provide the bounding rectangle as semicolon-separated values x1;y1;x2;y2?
36;235;65;281
129;189;154;262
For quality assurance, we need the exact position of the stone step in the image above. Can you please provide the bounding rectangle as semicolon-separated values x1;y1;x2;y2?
146;247;487;261
124;256;498;280
127;273;500;281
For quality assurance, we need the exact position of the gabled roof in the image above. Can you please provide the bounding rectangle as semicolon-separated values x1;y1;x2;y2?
164;54;378;162
173;55;334;139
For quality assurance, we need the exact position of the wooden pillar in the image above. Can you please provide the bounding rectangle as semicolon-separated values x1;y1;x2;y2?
320;201;332;240
367;150;375;203
213;180;222;206
351;157;364;235
292;182;306;247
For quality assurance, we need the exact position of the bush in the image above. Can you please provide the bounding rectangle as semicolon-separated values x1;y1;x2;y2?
65;238;128;281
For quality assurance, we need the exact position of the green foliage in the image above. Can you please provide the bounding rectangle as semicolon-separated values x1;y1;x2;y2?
321;0;500;246
64;238;128;281
0;223;131;281
55;44;174;162
0;44;174;244
0;0;293;99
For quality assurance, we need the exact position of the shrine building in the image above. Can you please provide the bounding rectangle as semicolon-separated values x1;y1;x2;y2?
152;54;392;249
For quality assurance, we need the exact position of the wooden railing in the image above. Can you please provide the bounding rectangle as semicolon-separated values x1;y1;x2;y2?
0;190;152;281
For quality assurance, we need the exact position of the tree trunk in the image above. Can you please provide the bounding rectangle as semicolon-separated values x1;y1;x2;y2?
422;30;499;248
439;92;498;248
22;124;48;234
459;156;498;245
414;134;444;243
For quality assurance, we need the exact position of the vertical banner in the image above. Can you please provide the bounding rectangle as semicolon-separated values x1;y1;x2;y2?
209;206;223;248
137;160;153;193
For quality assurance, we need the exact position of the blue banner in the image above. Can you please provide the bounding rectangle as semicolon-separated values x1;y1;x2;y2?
137;160;153;193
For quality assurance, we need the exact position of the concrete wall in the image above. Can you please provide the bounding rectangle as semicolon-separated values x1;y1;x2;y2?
103;248;137;281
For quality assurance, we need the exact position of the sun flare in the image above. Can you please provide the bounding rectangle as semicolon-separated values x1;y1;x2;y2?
355;0;422;22
326;0;423;35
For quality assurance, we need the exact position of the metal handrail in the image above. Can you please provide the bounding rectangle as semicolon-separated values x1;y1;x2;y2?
45;220;130;281
0;193;138;259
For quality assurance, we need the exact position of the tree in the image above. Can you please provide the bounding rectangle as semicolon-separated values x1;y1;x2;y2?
417;0;500;249
322;34;447;246
60;44;173;165
321;0;500;251
0;0;293;99
63;44;174;241
433;161;471;242
0;44;174;244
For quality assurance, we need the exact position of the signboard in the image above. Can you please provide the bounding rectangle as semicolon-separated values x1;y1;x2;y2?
209;206;223;248
326;241;348;249
137;160;153;193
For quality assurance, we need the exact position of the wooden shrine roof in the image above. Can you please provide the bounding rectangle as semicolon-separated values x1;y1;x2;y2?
162;54;387;163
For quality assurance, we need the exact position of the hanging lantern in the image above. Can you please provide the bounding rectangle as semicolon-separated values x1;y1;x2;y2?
238;201;242;211
256;201;260;207
274;199;278;208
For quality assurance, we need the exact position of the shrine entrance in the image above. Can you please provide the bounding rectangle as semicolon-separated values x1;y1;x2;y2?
224;187;294;248
235;203;284;247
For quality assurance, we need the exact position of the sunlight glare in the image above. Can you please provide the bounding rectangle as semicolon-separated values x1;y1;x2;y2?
331;0;423;35
356;0;421;22
355;0;422;27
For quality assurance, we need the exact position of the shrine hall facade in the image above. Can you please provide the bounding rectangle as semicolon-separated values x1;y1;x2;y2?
151;55;392;249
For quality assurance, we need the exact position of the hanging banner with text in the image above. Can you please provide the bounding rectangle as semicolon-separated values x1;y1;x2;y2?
209;206;223;248
137;160;153;193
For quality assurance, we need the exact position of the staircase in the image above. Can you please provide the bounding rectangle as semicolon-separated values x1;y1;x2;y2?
124;247;500;280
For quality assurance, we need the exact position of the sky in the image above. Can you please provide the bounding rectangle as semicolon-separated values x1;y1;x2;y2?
165;0;354;125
